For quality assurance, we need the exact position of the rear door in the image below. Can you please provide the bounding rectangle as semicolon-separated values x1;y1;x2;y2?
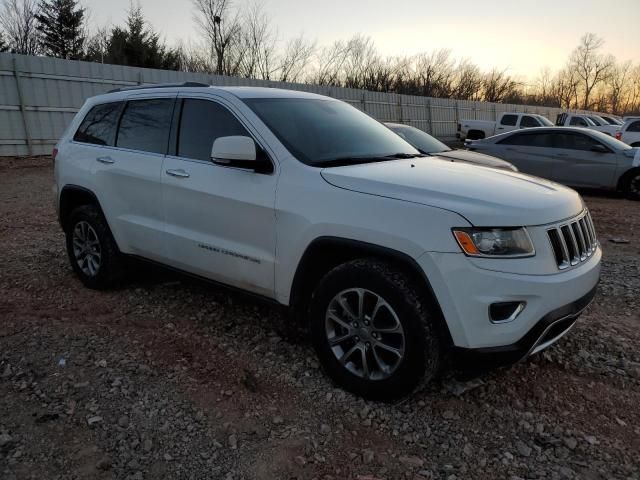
92;94;176;260
160;95;278;297
495;114;518;134
488;131;556;178
550;132;619;188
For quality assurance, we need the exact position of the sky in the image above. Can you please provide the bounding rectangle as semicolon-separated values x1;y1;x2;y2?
84;0;640;79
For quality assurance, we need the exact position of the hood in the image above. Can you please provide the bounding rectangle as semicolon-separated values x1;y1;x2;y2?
435;149;516;171
321;157;584;226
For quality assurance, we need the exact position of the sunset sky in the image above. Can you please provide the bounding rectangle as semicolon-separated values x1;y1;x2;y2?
84;0;640;79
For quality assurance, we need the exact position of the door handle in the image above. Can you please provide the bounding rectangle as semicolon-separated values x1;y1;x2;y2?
96;156;114;164
166;169;190;178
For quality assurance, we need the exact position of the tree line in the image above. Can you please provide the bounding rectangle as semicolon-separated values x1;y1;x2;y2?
1;0;639;115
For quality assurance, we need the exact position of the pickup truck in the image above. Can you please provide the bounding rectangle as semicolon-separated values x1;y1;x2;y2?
457;112;553;141
555;113;618;136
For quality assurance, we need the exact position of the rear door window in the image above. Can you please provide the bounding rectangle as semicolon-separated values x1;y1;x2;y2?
520;116;540;128
177;99;251;161
569;116;587;127
116;98;175;155
500;114;518;126
498;132;552;147
73;102;123;146
627;121;640;132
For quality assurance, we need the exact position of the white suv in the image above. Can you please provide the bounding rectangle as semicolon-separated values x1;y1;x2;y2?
54;84;601;399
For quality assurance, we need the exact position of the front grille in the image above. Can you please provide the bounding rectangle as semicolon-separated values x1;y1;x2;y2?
547;211;598;270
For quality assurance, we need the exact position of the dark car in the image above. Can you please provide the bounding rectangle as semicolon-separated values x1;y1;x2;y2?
385;122;518;171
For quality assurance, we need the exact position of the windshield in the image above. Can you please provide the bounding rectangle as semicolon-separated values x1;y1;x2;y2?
387;124;451;153
536;115;554;126
602;116;623;125
243;98;419;166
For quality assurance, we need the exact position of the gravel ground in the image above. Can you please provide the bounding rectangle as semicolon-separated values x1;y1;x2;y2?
1;157;639;480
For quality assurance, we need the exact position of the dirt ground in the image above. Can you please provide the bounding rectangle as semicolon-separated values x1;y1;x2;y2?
1;157;639;480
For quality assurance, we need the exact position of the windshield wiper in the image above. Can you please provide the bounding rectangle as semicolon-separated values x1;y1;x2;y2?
314;153;427;168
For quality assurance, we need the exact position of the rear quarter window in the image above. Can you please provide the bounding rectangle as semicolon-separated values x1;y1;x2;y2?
73;102;123;146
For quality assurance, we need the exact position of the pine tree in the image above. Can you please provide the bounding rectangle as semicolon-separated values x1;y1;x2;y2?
35;0;85;59
95;6;179;70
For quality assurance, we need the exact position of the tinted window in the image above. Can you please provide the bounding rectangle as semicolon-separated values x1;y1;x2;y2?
116;99;174;154
244;98;418;166
553;133;607;151
177;99;250;161
500;114;518;126
74;102;122;146
498;132;552;147
520;116;540;128
569;116;587;127
627;121;640;132
388;125;450;154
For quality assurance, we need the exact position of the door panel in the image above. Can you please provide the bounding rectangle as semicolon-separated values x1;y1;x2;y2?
487;132;556;179
161;157;277;296
161;97;277;297
550;133;618;188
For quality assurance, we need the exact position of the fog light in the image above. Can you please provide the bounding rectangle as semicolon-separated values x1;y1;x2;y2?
489;301;526;324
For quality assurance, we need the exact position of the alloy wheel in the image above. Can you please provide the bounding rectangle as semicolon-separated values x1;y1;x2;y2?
72;221;102;277
325;288;406;381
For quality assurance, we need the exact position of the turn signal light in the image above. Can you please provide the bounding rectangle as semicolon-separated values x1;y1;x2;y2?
453;230;479;255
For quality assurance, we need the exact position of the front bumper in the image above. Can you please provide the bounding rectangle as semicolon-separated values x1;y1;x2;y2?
453;284;597;366
417;247;601;350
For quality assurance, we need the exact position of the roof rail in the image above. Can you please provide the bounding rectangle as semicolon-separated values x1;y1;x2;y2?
107;82;210;93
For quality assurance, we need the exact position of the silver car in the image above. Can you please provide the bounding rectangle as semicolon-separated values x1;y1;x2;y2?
385;123;517;171
467;127;640;200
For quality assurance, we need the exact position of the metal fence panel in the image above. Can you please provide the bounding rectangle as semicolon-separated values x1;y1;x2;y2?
0;52;595;156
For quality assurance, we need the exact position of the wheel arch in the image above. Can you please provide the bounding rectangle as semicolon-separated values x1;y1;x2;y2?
59;185;105;232
617;166;640;192
289;236;453;346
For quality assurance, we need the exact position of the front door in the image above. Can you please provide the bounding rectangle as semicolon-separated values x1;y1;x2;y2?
550;132;619;188
161;96;278;298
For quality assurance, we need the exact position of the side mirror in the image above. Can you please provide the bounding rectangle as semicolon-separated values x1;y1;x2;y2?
590;144;609;154
211;136;256;165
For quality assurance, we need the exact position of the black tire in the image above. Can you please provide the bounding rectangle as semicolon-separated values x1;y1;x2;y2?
309;259;441;400
65;205;125;289
623;169;640;201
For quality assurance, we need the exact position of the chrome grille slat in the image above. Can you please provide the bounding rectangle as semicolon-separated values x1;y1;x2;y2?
547;211;598;270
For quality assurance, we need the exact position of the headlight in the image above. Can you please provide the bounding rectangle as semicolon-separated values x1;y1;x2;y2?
452;227;535;257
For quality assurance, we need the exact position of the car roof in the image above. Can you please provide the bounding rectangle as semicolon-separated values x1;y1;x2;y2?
92;84;330;102
481;126;602;142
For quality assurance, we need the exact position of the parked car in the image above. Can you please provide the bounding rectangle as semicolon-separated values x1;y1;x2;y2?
385;122;517;171
555;113;618;136
467;127;640;199
457;112;553;141
54;84;601;399
615;118;640;147
598;115;623;126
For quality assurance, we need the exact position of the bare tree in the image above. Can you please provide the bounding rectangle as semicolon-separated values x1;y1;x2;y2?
606;61;631;114
568;33;614;110
482;68;521;103
312;39;352;86
192;0;242;75
238;1;276;79
452;59;483;100
0;0;40;54
278;33;315;83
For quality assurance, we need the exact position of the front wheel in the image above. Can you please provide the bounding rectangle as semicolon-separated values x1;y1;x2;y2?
623;170;640;201
309;259;441;400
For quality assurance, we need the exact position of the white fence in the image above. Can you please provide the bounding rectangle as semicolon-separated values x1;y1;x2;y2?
0;52;588;157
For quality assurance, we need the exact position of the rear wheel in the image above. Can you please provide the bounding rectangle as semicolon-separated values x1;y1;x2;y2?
65;205;125;289
310;259;441;400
